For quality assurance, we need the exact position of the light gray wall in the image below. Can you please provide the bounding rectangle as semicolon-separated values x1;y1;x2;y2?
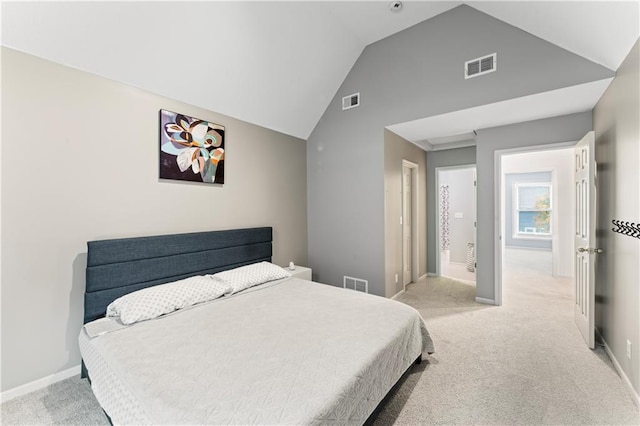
504;172;552;250
1;48;308;392
427;147;476;274
383;130;427;297
439;168;475;264
306;4;612;295
593;39;639;397
475;112;593;301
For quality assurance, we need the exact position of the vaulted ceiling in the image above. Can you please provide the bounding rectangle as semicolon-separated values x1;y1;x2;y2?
2;1;639;141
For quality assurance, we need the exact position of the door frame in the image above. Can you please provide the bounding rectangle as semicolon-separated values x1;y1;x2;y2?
402;159;419;288
494;141;576;306
435;164;477;278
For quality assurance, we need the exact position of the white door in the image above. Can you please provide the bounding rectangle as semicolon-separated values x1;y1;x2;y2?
574;131;598;349
402;165;412;286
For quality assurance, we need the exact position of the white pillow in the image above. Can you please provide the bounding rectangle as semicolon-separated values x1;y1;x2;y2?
106;275;231;325
211;262;291;294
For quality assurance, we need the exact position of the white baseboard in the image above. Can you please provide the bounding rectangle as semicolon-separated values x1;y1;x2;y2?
0;365;80;404
426;273;437;277
391;289;406;300
475;297;496;305
596;328;640;407
419;273;427;281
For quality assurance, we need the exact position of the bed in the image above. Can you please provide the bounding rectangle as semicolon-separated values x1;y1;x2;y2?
79;227;434;425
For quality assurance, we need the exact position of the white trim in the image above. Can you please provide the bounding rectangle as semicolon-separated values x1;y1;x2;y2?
475;297;496;305
550;169;560;277
0;365;81;403
402;159;418;167
430;140;477;151
596;328;640;407
391;289;406;300
494;150;504;306
419;273;428;281
427;272;437;277
415;139;434;151
402;159;419;289
473;167;478;276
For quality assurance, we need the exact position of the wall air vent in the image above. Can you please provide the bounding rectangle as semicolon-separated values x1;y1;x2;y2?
344;275;368;293
342;93;360;110
465;53;497;79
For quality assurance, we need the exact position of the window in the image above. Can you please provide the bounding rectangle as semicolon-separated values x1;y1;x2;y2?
514;182;552;238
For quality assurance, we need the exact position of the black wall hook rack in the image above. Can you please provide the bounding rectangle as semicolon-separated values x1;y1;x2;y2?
611;220;640;239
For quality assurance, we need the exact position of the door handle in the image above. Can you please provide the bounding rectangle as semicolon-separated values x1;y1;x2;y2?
578;247;603;254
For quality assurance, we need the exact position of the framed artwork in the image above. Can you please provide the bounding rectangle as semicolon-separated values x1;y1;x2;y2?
159;109;225;184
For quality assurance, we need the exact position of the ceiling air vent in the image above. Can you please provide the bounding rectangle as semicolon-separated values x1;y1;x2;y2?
465;53;497;79
342;92;360;110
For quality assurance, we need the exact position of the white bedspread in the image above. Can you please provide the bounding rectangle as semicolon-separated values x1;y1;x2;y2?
80;278;434;425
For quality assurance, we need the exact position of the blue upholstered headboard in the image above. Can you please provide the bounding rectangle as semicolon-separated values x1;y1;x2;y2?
84;227;273;324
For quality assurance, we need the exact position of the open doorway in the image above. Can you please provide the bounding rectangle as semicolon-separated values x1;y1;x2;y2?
497;146;575;305
436;165;476;283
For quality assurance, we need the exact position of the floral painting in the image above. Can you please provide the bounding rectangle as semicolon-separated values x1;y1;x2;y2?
159;110;225;184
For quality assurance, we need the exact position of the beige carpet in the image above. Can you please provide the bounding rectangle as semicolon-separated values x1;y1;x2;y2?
2;252;639;424
373;248;639;425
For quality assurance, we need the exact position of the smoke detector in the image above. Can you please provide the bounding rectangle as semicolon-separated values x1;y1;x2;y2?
389;1;402;12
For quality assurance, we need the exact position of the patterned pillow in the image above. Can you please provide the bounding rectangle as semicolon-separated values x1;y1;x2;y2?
211;262;291;294
106;276;231;325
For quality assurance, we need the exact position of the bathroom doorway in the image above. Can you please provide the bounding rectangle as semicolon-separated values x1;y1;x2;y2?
436;165;477;283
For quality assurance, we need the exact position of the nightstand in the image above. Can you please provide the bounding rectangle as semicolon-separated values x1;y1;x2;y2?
285;265;312;281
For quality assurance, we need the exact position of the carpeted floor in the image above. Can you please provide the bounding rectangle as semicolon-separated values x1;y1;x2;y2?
0;376;107;425
372;248;639;425
2;249;639;425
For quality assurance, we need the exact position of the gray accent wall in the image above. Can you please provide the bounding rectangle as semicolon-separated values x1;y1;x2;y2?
1;48;308;392
593;39;639;398
306;4;613;295
427;147;476;274
504;172;552;250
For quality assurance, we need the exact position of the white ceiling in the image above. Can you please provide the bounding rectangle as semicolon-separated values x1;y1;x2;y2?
470;1;639;71
2;1;639;141
388;78;614;150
